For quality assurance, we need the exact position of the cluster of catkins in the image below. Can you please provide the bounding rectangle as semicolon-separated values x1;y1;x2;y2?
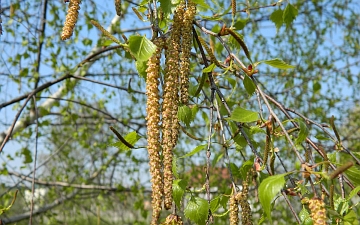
145;1;196;224
229;170;253;225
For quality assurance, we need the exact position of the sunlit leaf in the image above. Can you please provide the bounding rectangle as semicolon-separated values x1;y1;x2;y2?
259;173;287;221
270;9;284;31
135;60;148;79
202;63;216;72
344;210;359;225
234;18;249;30
295;119;309;144
347;186;360;201
184;196;209;225
243;75;256;95
109;131;141;151
283;3;298;28
299;206;313;225
262;58;295;70
180;144;206;158
173;179;187;208
128;35;156;61
227;107;258;123
178;105;193;127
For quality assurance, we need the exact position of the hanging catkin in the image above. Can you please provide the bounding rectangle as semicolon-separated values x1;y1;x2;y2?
162;1;185;210
146;38;165;225
115;0;121;16
308;198;327;225
179;1;196;105
229;192;239;225
61;0;81;40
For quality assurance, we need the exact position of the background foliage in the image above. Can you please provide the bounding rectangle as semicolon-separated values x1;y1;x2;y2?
0;0;359;224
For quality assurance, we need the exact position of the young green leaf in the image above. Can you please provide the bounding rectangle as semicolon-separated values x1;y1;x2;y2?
173;179;187;208
347;186;360;201
299;206;313;225
227;107;258;123
262;58;295;70
239;160;254;180
259;173;287;221
202;63;216;73
192;0;211;10
295;119;309;145
184;196;209;225
243;75;256;95
270;9;284;31
344;210;359;225
109;131;141;151
128;35;156;61
159;0;177;17
178;105;193;127
210;195;222;212
234;18;249;31
283;3;298;28
135;60;148;79
180;144;207;158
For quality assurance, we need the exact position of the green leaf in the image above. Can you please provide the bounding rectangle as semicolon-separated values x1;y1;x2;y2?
299;206;313;225
313;81;321;93
259;173;287;221
184;196;209;225
234;18;249;30
21;147;33;164
135;60;148;79
109;131;141;151
202;63;216;73
210;195;222;212
270;9;284;31
178;105;193;127
173;179;187;208
283;3;298;28
295;119;309;145
347;186;360;201
192;0;211;10
191;105;199;121
239;160;254;180
159;0;178;17
344;210;359;225
262;58;295;70
128;35;156;61
180;144;206;158
345;164;360;186
243;75;256;95
227;107;258;123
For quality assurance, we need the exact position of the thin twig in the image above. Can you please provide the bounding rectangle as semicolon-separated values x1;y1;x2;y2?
29;96;39;224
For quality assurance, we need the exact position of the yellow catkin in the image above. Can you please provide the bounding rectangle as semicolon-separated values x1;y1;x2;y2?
308;198;327;225
179;1;196;105
146;38;165;225
162;2;184;211
235;171;253;225
162;214;184;225
229;193;239;225
115;0;122;16
61;0;81;40
231;0;236;18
